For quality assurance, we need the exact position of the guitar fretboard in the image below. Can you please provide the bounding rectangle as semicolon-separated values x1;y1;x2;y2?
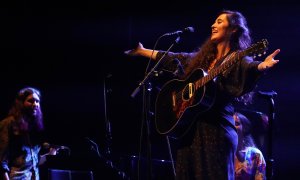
195;52;239;89
194;39;268;89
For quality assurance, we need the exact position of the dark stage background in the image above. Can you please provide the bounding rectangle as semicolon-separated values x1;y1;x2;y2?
0;0;299;179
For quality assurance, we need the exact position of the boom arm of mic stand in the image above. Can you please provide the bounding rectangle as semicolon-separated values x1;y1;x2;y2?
131;36;181;98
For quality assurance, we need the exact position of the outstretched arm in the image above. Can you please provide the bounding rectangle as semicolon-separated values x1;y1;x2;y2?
124;42;159;60
258;49;280;71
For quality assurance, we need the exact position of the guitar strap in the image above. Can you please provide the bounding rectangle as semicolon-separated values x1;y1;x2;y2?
214;51;235;68
214;51;237;77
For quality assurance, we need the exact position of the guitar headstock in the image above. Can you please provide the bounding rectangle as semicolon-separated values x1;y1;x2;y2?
244;39;269;58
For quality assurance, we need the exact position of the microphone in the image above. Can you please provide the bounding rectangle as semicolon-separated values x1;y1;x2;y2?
42;142;70;150
164;27;195;36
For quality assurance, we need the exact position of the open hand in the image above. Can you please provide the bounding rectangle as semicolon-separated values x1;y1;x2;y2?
258;49;280;71
124;42;144;56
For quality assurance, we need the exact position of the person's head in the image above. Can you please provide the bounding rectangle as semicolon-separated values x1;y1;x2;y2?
9;87;44;132
233;112;256;147
211;10;251;50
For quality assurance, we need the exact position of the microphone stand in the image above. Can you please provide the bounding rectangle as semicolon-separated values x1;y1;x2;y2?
104;74;113;162
131;35;181;180
131;36;181;98
257;90;277;180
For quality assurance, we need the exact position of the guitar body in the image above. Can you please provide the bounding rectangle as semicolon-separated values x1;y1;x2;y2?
155;68;216;139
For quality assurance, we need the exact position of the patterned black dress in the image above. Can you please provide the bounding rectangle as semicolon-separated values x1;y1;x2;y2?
156;51;262;180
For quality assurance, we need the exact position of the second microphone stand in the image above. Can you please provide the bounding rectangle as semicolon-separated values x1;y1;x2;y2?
131;35;182;180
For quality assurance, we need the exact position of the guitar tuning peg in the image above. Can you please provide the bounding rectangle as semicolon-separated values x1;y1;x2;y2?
263;51;266;55
253;55;256;58
258;54;262;57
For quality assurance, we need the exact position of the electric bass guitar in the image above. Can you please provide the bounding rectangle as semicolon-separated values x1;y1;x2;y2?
154;39;269;139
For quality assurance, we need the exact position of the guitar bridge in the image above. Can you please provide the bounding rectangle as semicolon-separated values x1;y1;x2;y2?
172;92;176;107
188;83;194;98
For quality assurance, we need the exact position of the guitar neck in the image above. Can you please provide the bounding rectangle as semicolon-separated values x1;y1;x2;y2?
192;39;268;90
195;52;240;89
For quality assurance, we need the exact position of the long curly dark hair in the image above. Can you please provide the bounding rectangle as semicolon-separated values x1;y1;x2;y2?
9;87;44;132
184;10;252;77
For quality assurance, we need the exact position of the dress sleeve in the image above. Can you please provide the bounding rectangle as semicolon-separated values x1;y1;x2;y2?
0;119;11;173
156;51;194;75
216;56;264;97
